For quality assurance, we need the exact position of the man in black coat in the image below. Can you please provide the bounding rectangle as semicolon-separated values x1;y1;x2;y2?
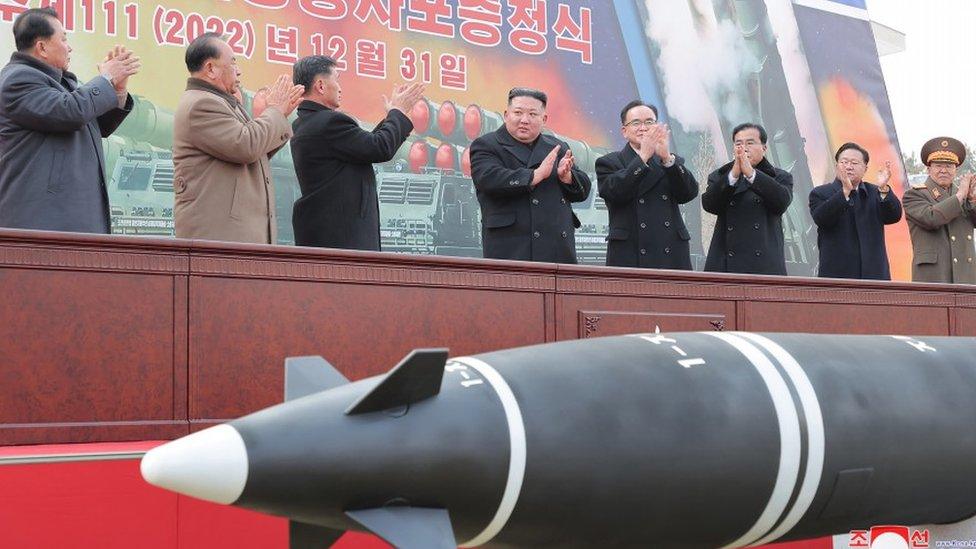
0;7;139;233
596;100;698;269
702;123;793;275
469;87;591;263
290;55;424;250
809;142;901;280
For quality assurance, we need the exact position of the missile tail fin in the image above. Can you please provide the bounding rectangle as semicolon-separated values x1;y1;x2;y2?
346;506;456;549
288;520;345;549
345;348;449;415
285;356;350;401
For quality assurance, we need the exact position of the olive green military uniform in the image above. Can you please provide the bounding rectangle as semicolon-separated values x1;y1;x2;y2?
903;177;976;284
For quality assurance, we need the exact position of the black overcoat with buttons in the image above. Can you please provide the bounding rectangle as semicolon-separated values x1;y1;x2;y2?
596;145;699;269
469;126;591;263
702;157;793;275
290;100;414;251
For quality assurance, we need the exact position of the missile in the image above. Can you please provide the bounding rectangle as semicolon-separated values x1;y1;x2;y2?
141;332;976;548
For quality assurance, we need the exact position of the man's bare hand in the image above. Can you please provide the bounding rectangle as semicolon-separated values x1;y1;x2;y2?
98;45;140;91
385;82;426;114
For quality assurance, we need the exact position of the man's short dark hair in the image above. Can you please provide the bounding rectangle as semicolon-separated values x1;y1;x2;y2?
732;122;768;144
507;87;547;108
185;32;224;73
834;142;870;164
619;100;659;125
293;55;337;90
13;7;59;52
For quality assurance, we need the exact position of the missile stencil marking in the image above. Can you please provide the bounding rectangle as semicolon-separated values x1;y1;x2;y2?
891;336;937;353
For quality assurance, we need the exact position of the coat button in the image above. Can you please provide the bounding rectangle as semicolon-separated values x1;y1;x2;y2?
730;200;736;207
640;249;647;255
951;235;957;241
727;225;734;231
728;251;735;257
664;247;671;254
753;223;760;230
93;88;100;95
754;197;762;204
560;198;567;204
661;194;668;200
664;221;671;227
755;250;762;257
969;235;974;241
640;222;647;229
532;198;539;205
639;198;645;204
533;231;541;238
969;258;974;263
561;231;567;238
634;169;642;175
953;258;959;263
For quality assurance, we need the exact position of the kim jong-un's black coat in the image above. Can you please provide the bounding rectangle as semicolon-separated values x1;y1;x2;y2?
290;100;413;251
702;157;793;275
469;126;591;263
596;145;699;269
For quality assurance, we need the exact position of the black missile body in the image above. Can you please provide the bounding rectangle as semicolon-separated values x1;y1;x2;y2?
141;332;976;548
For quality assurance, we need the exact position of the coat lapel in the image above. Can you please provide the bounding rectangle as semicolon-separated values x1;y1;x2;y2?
528;133;560;168
495;126;532;166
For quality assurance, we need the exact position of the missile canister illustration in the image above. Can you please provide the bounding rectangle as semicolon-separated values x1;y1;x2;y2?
141;332;976;548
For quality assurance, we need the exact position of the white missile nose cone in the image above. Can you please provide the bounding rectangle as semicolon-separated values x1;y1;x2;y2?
141;424;249;505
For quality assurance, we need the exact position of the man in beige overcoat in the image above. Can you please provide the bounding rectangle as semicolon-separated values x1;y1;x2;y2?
903;136;976;284
173;32;303;244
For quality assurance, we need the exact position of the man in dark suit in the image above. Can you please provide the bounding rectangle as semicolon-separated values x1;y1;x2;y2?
809;142;902;280
596;100;698;269
290;55;424;250
469;87;591;263
702;123;793;275
0;7;139;233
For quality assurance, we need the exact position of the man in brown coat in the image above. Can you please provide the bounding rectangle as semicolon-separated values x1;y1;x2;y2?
173;32;303;244
903;137;976;284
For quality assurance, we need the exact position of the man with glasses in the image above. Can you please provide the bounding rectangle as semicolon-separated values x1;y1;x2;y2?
808;142;901;279
469;87;591;263
173;32;304;244
596;100;698;269
702;123;793;275
903;137;976;283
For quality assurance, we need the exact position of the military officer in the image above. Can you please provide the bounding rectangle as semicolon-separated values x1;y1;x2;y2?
596;100;699;269
469;87;591;263
903;136;976;284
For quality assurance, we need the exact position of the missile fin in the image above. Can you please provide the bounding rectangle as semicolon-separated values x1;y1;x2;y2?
285;356;350;401
345;506;456;549
345;349;448;415
288;520;345;549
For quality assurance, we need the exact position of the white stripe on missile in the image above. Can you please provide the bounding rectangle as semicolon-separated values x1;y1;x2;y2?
140;424;249;505
703;332;803;549
739;333;825;547
450;356;527;548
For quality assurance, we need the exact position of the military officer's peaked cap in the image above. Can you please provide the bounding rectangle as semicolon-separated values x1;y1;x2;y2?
921;136;966;166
